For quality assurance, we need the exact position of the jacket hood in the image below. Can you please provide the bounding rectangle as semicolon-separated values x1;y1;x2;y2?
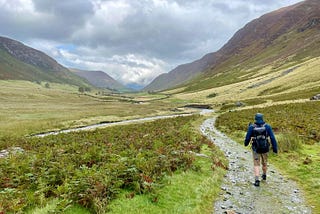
254;113;265;124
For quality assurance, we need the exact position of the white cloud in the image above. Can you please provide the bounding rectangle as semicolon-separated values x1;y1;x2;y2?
0;0;303;86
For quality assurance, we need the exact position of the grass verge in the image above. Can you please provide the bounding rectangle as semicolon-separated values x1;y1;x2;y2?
107;144;226;214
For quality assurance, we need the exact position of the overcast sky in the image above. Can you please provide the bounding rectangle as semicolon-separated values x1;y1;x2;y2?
0;0;302;87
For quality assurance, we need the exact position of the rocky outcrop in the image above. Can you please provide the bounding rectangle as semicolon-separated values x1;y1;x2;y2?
311;94;320;100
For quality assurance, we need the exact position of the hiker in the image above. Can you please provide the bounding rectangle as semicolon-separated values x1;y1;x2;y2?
244;113;278;187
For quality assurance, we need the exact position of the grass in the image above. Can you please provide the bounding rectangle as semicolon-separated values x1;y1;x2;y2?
215;101;320;212
271;144;320;212
107;144;226;214
0;80;183;138
170;57;320;105
177;26;320;95
0;115;227;213
32;144;226;214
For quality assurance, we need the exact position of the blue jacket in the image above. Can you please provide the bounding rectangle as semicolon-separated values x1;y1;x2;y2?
244;122;278;153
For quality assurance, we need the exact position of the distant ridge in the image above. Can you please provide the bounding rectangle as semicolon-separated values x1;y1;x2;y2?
144;0;320;92
0;36;91;87
70;68;129;92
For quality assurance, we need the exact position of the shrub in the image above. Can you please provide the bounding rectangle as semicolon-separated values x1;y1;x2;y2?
0;115;215;212
207;92;217;98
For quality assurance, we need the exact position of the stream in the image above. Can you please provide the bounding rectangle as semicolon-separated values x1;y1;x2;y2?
34;109;213;137
200;117;312;214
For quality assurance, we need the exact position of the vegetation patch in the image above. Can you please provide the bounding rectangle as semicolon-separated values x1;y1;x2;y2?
0;80;182;138
0;115;226;213
107;144;226;214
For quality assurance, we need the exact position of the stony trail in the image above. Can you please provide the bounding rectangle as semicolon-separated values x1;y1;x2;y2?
200;117;312;214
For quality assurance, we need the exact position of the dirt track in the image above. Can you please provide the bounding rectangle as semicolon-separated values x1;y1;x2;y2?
200;117;311;214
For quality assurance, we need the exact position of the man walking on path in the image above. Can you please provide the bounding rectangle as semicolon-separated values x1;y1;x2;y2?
244;113;278;187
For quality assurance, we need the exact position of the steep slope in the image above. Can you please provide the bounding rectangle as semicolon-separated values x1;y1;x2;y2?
0;36;91;87
144;0;320;92
144;52;216;91
70;68;128;91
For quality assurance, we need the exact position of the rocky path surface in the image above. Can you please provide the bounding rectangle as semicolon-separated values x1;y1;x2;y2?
200;117;312;214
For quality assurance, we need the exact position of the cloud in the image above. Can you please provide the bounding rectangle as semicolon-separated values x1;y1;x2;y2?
0;0;302;86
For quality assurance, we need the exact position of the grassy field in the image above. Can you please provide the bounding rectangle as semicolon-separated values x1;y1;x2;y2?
215;101;320;213
0;115;227;213
0;80;188;138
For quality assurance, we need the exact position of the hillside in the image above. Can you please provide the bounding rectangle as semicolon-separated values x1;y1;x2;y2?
144;0;320;92
143;52;215;92
0;36;91;87
70;68;129;92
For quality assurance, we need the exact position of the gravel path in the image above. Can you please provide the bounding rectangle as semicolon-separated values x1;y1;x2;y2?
200;117;312;214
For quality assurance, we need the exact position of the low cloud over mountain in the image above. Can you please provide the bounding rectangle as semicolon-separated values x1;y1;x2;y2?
0;0;302;86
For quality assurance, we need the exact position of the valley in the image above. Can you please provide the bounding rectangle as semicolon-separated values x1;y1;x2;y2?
0;0;319;213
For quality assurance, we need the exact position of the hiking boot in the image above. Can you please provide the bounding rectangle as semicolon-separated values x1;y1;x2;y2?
262;174;267;180
254;180;260;187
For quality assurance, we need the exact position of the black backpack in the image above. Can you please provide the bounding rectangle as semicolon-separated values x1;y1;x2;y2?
252;124;270;153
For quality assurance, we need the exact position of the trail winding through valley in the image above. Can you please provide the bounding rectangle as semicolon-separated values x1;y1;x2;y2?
32;110;312;213
200;117;311;214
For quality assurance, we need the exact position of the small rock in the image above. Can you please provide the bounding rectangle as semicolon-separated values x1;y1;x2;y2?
224;210;236;214
221;205;227;209
235;101;245;107
221;187;227;191
226;191;232;195
294;189;299;193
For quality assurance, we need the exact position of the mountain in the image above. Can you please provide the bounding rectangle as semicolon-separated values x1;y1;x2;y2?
70;68;129;92
144;0;320;92
143;53;215;92
0;36;91;87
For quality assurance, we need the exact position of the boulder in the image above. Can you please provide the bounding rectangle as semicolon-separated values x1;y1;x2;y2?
310;94;320;100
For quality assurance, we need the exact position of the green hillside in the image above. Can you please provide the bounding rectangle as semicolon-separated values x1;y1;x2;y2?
183;28;320;94
147;0;320;95
0;37;91;87
166;1;320;104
